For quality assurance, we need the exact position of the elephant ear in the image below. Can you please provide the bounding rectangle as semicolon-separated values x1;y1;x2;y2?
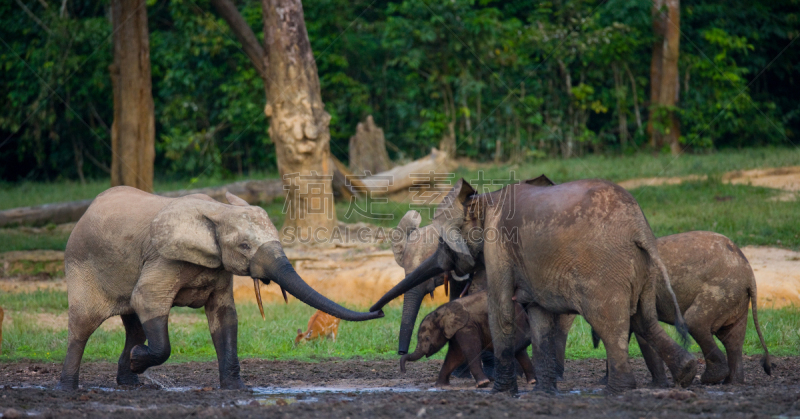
525;174;556;187
433;179;476;271
392;211;422;265
226;192;250;206
440;302;469;339
151;196;222;269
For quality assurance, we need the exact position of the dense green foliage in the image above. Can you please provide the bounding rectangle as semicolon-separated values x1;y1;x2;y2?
1;293;795;363
1;0;797;182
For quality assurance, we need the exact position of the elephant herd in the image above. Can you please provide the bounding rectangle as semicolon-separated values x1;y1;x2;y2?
55;176;772;395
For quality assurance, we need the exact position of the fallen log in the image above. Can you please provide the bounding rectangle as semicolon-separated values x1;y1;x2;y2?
0;179;283;228
359;148;450;195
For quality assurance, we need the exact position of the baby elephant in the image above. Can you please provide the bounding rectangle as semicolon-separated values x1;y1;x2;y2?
595;231;772;385
400;291;535;388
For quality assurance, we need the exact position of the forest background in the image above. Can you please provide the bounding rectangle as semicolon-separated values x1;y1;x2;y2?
1;0;798;183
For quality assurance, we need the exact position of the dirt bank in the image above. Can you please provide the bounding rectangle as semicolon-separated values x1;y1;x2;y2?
0;356;793;418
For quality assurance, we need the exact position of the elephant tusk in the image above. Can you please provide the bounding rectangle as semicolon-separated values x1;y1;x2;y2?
444;273;449;297
280;285;289;304
459;280;472;298
253;278;265;320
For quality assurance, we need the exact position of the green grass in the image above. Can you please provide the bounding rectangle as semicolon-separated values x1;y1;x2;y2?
0;291;795;364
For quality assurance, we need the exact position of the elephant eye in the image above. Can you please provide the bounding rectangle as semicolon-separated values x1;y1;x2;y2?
239;243;251;251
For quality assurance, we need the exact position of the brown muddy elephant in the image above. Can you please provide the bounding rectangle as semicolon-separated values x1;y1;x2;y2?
58;187;382;390
592;231;773;385
373;176;698;394
400;291;536;388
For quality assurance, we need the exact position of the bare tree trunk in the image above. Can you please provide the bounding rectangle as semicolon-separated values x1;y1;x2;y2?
613;63;629;147
659;0;681;155
648;0;666;149
262;0;337;242
349;115;391;175
110;0;155;192
439;84;457;160
624;63;643;133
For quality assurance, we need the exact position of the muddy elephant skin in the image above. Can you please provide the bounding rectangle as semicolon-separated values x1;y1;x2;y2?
373;176;698;394
57;187;382;390
400;291;535;388
628;231;772;385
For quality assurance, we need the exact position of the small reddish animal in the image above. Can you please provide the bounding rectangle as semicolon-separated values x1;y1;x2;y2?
295;310;340;345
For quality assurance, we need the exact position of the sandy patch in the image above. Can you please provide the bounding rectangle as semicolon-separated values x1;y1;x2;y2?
618;166;800;200
742;246;800;308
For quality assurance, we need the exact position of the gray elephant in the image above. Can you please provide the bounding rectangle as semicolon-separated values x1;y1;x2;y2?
391;210;480;356
58;187;382;390
400;291;536;388
373;176;698;394
592;231;772;385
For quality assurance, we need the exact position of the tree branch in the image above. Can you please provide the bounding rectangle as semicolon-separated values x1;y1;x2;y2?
14;0;53;35
209;0;267;80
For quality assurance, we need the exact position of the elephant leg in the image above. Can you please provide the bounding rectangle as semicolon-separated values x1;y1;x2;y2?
57;310;106;390
487;270;518;394
117;314;146;386
635;333;669;387
436;341;465;387
554;314;575;381
588;306;636;394
514;347;536;385
453;332;490;388
717;312;747;384
682;305;728;384
629;282;697;389
527;305;559;394
129;314;171;374
480;350;496;379
205;286;245;389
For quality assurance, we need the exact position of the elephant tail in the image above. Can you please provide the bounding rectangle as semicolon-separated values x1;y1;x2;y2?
591;328;601;349
635;238;690;348
749;284;773;375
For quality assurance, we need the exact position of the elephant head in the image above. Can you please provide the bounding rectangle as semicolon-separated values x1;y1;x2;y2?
400;302;469;372
391;210;450;355
373;175;555;312
151;192;382;321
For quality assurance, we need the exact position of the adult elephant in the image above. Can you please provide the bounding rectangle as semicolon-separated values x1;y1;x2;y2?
58;187;382;390
391;210;473;356
372;176;697;394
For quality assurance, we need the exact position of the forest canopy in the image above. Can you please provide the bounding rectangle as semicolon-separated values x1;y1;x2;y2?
1;0;798;182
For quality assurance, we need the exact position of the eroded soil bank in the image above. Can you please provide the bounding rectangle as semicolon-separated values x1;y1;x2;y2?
0;356;796;418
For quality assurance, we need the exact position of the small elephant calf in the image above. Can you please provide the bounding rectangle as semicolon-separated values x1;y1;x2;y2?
295;310;340;345
400;291;535;388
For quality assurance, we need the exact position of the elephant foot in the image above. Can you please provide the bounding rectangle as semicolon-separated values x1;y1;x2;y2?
219;378;246;390
674;358;698;388
700;352;730;384
533;381;558;395
434;380;451;388
475;379;491;388
130;344;167;374
604;373;636;395
116;372;140;386
55;380;79;391
647;378;670;388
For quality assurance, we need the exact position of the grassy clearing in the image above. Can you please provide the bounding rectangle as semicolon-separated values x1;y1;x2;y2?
0;291;794;364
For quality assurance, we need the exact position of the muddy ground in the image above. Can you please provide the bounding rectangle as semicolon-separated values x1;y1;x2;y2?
0;356;796;418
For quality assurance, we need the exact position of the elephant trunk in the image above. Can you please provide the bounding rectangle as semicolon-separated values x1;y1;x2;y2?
400;350;425;373
398;285;426;355
250;242;384;321
370;251;444;312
